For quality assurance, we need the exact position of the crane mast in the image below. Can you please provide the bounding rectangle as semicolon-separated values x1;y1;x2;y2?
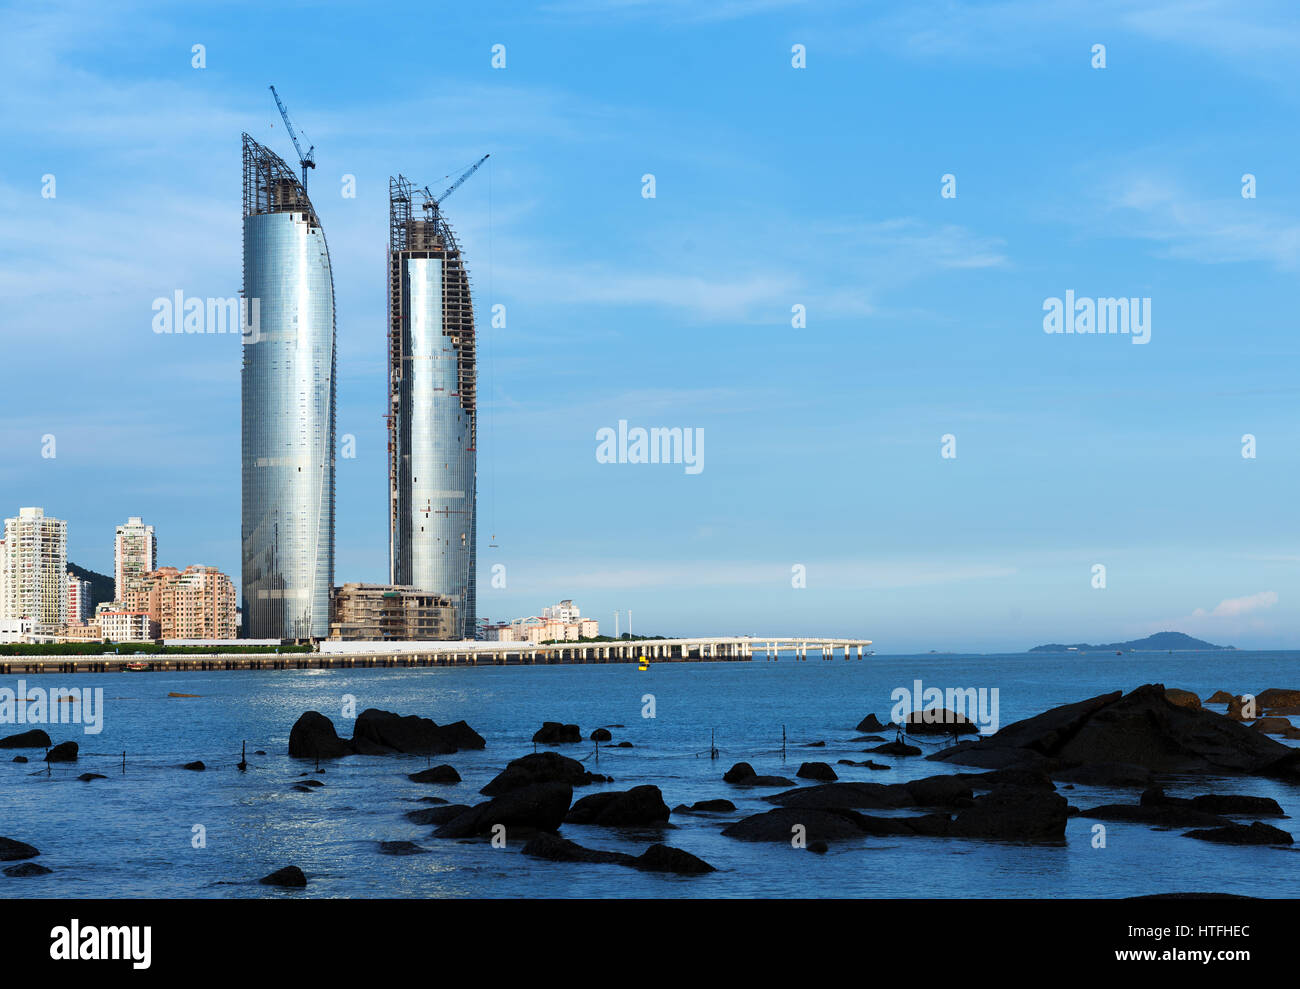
268;84;316;191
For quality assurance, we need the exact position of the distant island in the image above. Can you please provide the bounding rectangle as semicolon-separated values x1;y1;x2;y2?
1028;631;1234;653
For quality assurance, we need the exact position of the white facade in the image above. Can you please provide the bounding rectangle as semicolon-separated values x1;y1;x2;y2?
0;618;33;643
67;571;92;623
99;610;158;643
114;516;156;601
542;599;581;623
1;507;68;631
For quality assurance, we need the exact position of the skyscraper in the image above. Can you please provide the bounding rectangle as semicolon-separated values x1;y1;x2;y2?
1;507;67;630
241;134;336;639
114;515;156;600
387;175;477;639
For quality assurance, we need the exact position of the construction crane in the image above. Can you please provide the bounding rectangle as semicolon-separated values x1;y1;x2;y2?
422;154;490;224
268;85;316;191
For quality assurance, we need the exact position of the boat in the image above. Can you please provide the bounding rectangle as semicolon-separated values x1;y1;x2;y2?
124;661;148;671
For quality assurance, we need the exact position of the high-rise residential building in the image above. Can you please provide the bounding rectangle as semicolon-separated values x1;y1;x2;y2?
387;175;477;640
114;516;156;601
125;565;237;640
1;507;68;630
66;571;92;623
241;134;336;639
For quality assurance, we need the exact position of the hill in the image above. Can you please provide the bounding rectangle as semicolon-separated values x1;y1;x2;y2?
68;562;116;611
1028;631;1232;653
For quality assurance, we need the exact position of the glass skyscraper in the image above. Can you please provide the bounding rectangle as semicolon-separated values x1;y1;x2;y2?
241;134;336;639
387;175;477;639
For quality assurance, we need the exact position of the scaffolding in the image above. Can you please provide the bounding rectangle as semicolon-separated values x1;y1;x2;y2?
387;173;478;638
242;133;319;226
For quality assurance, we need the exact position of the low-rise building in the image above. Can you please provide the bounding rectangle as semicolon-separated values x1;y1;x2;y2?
329;583;457;641
98;609;158;643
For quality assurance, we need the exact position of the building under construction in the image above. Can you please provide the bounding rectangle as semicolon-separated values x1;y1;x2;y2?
241;133;336;639
387;172;479;640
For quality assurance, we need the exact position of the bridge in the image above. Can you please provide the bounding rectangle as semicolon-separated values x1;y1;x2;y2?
0;636;873;674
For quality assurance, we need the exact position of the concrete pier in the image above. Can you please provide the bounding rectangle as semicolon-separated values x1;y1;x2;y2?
0;636;872;675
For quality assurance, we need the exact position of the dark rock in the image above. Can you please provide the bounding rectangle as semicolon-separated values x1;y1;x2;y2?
852;735;887;743
290;785;313;792
1165;688;1201;710
77;772;106;781
930;684;1300;777
673;798;736;814
11;756;27;763
808;840;829;854
434;782;573;838
796;762;837;782
480;751;609;796
950;786;1068;842
417;796;449;804
1206;691;1234;704
353;709;464;755
765;781;911;810
377;840;427;855
288;711;354;759
905;708;980;735
520;834;715;873
1226;696;1252;721
1053;762;1153;788
838;759;891;770
1077;804;1231;828
802;740;826;747
635;843;715;874
0;838;40;861
722;807;873;842
298;779;324;787
566;785;670;826
255;750;267;755
410;804;472;825
1141;786;1285;818
3;862;52;877
723;762;756;783
437;721;486;750
45;741;78;762
1256;689;1300;709
855;713;886;732
0;728;51;749
522;832;633;865
613;741;633;748
590;728;612;742
533;722;582;745
868;740;921;756
1182;821;1293;845
181;761;205;771
409;765;461;784
1251;717;1293;735
764;772;993;812
259;865;307;887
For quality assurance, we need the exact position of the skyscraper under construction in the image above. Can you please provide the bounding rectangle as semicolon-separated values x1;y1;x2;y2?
387;173;479;639
241;134;336;639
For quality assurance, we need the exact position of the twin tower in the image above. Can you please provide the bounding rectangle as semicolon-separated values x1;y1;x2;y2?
239;135;477;640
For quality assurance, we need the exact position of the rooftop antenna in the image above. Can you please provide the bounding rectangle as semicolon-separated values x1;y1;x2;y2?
269;85;316;191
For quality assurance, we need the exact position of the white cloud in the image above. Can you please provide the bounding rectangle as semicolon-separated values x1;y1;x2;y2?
1192;590;1279;618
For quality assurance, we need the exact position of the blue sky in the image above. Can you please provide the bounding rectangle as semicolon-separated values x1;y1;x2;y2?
2;0;1299;651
